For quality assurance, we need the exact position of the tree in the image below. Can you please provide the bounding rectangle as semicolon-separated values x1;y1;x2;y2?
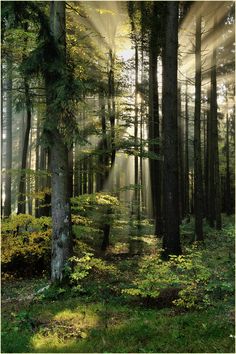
210;21;222;230
194;15;204;241
48;1;73;282
148;2;163;236
4;52;13;217
162;2;181;256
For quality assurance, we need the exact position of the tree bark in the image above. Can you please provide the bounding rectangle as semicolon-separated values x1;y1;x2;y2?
225;107;231;215
4;55;13;217
148;2;163;235
17;78;31;214
184;81;190;218
162;2;181;256
49;1;73;283
194;15;204;240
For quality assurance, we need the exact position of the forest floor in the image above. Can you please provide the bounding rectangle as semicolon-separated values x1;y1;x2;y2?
1;216;235;353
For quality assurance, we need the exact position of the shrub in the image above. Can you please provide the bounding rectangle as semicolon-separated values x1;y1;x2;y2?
122;246;212;309
1;214;51;278
65;252;118;294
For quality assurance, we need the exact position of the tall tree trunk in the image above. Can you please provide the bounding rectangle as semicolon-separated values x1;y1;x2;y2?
17;78;31;214
225;108;231;215
184;81;190;217
27;127;33;214
178;87;185;221
134;37;139;216
149;2;163;235
4;55;13;217
68;147;73;198
97;90;109;191
49;1;73;283
108;49;116;167
210;38;221;229
194;15;204;241
162;2;181;256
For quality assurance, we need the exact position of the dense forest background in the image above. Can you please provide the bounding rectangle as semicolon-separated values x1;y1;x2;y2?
1;1;235;353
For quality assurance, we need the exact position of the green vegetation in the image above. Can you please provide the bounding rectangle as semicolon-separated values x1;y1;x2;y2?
2;216;235;353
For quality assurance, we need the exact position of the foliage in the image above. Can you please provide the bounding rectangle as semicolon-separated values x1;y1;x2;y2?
71;193;121;239
123;222;235;309
1;214;52;277
65;252;118;294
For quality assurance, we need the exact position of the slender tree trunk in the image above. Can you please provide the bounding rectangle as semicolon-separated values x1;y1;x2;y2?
149;2;163;235
108;49;116;167
68;146;73;198
4;55;13;217
162;2;181;256
27;127;33;214
97;90;109;191
134;38;139;216
17;78;31;214
184;81;190;218
178;87;185;221
210;40;221;229
194;15;204;240
49;1;73;282
225;109;231;215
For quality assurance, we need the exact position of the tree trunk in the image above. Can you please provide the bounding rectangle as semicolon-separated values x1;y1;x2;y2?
210;40;221;229
184;81;190;218
17;78;31;214
148;2;163;235
68;146;73;198
108;49;116;167
162;2;181;256
134;37;139;216
49;1;73;283
194;15;204;241
225;109;231;215
4;55;13;217
178;87;185;221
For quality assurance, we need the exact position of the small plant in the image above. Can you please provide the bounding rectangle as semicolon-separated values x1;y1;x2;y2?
65;252;118;294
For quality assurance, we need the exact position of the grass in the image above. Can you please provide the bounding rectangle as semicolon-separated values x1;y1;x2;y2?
1;296;235;353
1;214;235;353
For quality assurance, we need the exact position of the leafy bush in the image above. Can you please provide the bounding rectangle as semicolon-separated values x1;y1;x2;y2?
65;252;118;294
2;214;52;277
123;221;235;309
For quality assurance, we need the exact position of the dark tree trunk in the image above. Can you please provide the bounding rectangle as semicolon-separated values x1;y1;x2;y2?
225;110;232;215
210;42;222;229
68;146;73;198
134;37;139;215
162;2;181;256
4;55;13;217
184;81;190;217
148;2;163;236
97;90;109;191
194;15;204;241
17;78;31;214
178;87;185;221
108;49;116;167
